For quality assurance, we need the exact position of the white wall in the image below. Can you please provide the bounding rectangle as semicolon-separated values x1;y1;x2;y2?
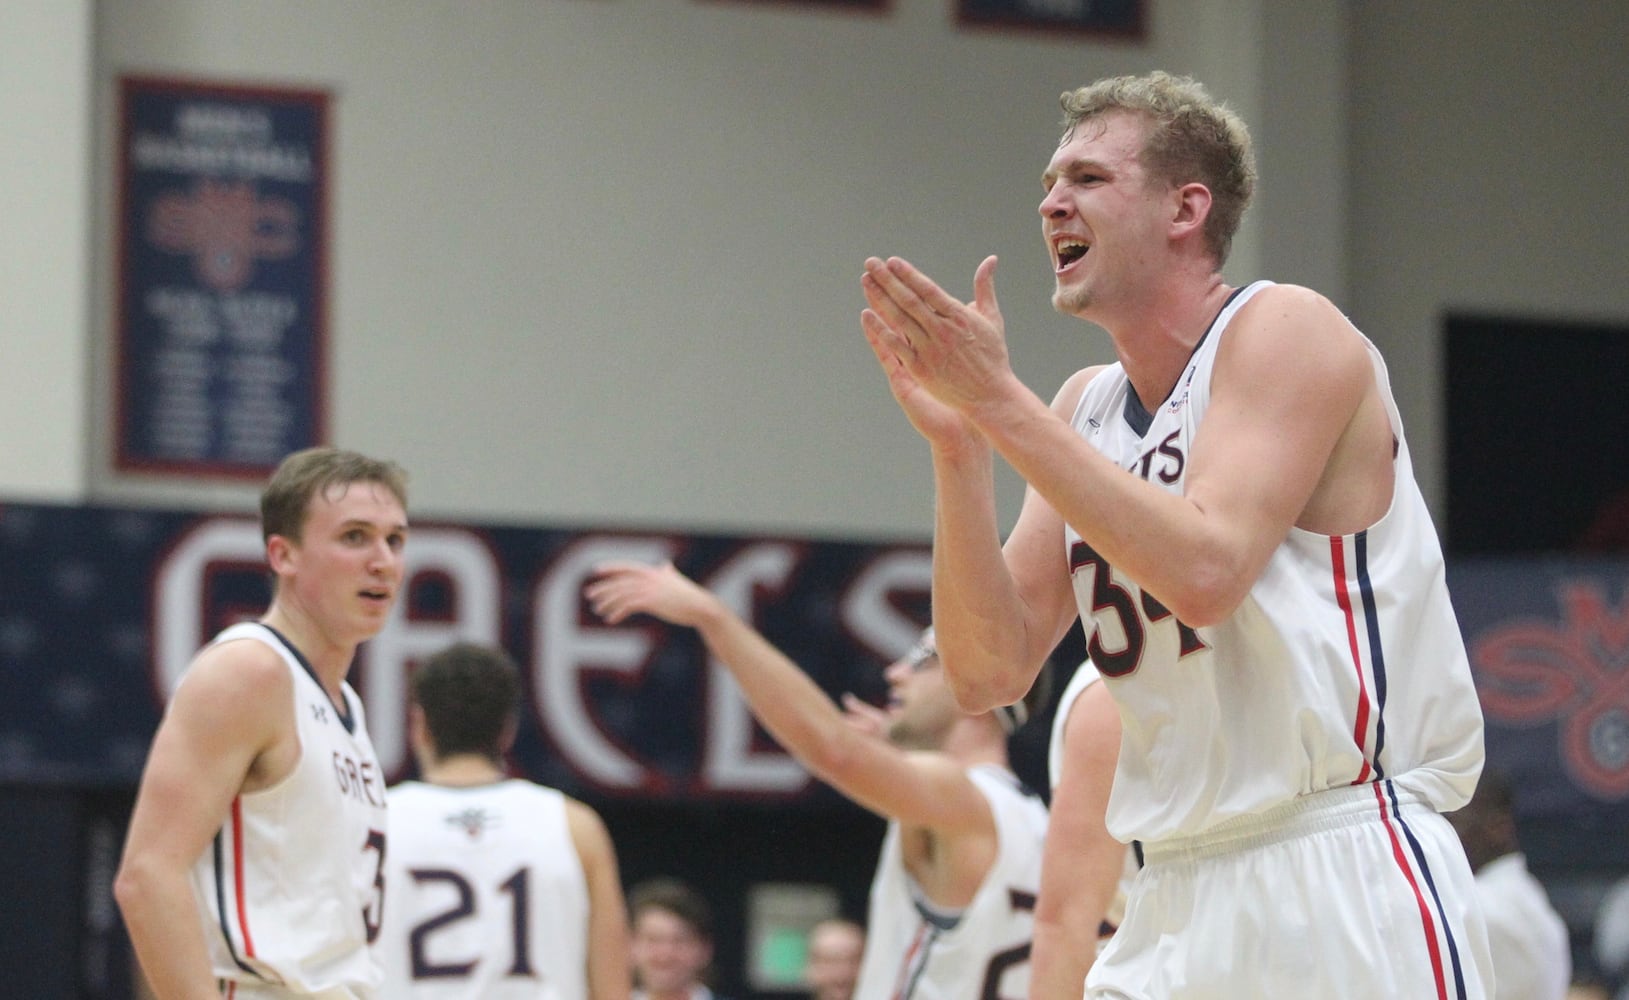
69;0;1335;540
38;1;1617;544
1349;2;1629;514
0;0;93;501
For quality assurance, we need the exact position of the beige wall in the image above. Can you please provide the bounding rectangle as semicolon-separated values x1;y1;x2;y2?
6;1;1623;538
0;0;92;501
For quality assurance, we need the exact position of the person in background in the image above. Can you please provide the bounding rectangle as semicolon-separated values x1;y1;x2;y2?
115;446;409;999
803;918;864;1000
628;878;731;1000
1446;769;1570;1000
587;561;1050;1000
378;641;631;1000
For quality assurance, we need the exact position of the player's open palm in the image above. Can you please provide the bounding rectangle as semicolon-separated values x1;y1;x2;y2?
585;561;718;629
861;254;1012;429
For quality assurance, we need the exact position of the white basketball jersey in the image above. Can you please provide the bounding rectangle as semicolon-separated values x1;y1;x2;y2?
187;622;387;998
378;780;591;1000
1046;662;1136;941
1064;281;1484;845
853;766;1047;1000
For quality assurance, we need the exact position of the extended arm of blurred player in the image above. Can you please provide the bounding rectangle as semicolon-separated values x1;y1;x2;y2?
1030;679;1125;1000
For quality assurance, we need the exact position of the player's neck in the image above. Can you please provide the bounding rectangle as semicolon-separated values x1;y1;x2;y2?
1109;274;1234;413
422;754;507;787
258;605;355;703
939;719;1010;770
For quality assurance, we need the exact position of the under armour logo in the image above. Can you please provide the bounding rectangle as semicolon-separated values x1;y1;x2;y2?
310;703;328;724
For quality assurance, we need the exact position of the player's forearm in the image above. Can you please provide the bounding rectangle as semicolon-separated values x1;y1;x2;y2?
1028;919;1094;1000
114;867;219;1000
971;383;1244;627
927;441;1035;712
690;600;855;774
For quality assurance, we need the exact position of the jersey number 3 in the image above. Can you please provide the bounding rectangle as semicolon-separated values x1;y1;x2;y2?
1071;541;1207;678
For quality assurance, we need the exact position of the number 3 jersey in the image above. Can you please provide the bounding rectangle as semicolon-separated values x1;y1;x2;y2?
853;765;1047;1000
1065;280;1484;846
377;779;591;1000
187;622;387;998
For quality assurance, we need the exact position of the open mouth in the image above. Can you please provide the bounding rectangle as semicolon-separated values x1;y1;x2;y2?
1055;238;1089;269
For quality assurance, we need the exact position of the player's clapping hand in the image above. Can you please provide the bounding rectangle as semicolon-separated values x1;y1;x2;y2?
860;254;1014;441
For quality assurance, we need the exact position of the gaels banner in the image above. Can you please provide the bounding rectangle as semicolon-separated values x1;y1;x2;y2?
0;500;926;806
3;500;1627;831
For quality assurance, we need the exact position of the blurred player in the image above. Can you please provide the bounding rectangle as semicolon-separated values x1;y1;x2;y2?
378;642;631;1000
586;561;1049;1000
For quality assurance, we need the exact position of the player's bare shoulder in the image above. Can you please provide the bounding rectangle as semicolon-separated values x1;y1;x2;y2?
172;634;300;791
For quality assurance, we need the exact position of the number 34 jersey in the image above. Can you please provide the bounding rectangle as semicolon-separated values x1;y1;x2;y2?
378;779;590;1000
1064;280;1484;847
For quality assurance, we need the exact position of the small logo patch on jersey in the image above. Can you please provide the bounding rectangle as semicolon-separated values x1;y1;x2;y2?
443;807;499;840
309;702;328;724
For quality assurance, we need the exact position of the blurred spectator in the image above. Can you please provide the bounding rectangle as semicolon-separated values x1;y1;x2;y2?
630;878;731;1000
1595;875;1629;1000
803;918;864;1000
1447;770;1571;1000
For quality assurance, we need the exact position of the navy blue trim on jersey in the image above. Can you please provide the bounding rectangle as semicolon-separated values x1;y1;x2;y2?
1355;532;1390;776
260;622;357;734
1384;780;1469;1000
212;832;263;979
1118;285;1250;437
898;925;942;1000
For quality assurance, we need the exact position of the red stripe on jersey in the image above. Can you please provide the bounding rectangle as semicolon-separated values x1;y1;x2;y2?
891;923;930;1000
1330;537;1374;784
1372;782;1449;999
230;798;257;958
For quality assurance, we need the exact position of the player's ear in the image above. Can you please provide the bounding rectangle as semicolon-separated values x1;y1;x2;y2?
265;533;296;574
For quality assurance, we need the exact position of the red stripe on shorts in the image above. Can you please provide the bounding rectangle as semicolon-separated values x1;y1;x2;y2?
1372;781;1448;999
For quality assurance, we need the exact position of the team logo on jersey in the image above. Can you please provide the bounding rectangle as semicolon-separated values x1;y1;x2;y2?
443;807;500;839
1165;365;1198;414
1472;581;1629;800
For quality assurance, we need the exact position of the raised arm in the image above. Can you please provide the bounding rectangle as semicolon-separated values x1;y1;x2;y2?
1029;678;1124;1000
114;641;293;1000
566;797;633;1000
584;561;993;835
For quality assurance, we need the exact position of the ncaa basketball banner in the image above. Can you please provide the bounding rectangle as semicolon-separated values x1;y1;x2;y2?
0;500;928;807
114;77;328;479
1449;559;1629;826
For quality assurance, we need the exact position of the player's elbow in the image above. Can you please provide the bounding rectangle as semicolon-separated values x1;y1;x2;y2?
1155;556;1254;629
944;665;1032;715
112;856;158;924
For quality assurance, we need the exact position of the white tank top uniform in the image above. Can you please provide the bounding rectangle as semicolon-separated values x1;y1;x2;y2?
1046;661;1138;949
379;779;591;1000
186;622;387;999
1066;282;1493;999
853;765;1048;1000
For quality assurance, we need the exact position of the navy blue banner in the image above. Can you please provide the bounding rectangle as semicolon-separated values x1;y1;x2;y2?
1450;558;1629;830
114;77;328;478
0;501;932;809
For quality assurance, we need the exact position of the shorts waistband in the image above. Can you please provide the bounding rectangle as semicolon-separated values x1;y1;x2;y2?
1142;780;1422;865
